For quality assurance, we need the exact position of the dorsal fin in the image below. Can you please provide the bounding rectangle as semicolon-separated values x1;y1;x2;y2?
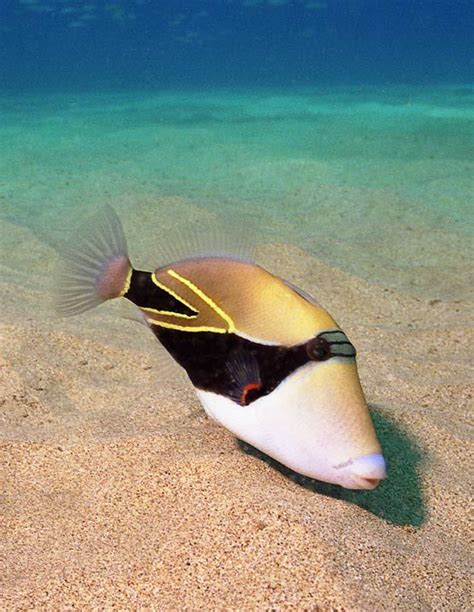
136;211;260;271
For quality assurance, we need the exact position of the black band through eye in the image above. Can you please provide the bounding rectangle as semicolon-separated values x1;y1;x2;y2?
306;336;332;361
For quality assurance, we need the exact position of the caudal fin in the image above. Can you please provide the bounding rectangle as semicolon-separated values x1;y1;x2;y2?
54;205;132;316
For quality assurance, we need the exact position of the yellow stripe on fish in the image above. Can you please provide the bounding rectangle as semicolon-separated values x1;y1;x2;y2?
167;268;236;333
140;267;235;333
150;272;198;314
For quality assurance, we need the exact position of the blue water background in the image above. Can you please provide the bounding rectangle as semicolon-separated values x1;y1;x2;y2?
1;0;473;93
1;1;472;300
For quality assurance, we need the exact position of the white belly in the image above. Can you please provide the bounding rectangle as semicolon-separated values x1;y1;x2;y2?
195;359;382;489
196;362;339;483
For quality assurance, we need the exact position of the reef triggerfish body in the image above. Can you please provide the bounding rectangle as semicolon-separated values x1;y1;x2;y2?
56;206;386;490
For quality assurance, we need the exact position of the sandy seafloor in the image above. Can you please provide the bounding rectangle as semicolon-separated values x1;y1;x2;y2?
0;87;473;609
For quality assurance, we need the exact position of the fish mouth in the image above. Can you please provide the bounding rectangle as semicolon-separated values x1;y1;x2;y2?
335;452;387;490
350;476;383;490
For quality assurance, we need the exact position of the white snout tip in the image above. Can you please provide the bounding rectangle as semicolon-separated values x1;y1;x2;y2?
348;452;387;490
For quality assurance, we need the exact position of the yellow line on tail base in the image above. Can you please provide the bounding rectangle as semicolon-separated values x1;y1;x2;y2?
118;266;133;298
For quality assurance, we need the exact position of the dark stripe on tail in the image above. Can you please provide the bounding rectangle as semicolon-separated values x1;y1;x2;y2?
124;270;198;316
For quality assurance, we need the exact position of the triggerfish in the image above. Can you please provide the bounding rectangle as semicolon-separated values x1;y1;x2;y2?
55;206;386;490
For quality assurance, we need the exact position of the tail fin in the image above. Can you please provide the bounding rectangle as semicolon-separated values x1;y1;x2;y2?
54;205;132;316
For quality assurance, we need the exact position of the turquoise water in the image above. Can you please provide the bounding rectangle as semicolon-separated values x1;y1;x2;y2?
1;86;472;299
1;2;473;299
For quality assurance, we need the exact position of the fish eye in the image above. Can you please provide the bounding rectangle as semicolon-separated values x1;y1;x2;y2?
306;336;332;361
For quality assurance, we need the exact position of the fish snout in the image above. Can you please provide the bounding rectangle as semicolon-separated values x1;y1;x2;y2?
345;452;387;490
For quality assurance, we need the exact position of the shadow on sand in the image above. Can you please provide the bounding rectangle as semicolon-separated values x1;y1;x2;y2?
238;406;426;527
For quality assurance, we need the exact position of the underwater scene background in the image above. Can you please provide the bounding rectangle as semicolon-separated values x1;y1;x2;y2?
1;1;473;609
1;0;473;299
